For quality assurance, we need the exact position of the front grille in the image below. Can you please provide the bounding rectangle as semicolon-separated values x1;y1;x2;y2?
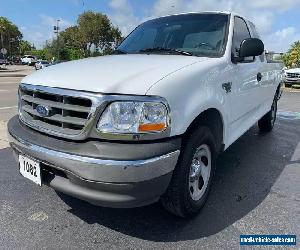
19;84;99;138
286;72;300;78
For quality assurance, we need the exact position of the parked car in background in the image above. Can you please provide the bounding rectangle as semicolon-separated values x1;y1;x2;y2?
35;60;50;70
6;56;22;65
5;57;15;65
0;53;8;65
48;60;66;67
21;55;37;66
0;58;7;65
14;56;22;64
284;67;300;87
8;12;283;218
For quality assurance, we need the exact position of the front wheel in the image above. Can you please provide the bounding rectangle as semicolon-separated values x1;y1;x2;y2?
258;94;278;132
285;83;292;88
161;126;217;217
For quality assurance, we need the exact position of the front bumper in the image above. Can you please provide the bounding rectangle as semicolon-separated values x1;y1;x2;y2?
284;78;300;84
8;116;181;208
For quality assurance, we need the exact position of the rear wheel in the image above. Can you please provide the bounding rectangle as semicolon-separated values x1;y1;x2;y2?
258;93;278;132
161;126;217;217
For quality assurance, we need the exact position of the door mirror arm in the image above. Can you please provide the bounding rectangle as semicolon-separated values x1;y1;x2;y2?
231;52;244;64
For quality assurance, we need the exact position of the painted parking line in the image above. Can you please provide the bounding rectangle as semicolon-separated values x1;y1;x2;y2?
0;89;17;92
0;106;17;110
291;142;300;162
0;81;19;85
0;76;24;79
0;139;9;150
277;111;300;120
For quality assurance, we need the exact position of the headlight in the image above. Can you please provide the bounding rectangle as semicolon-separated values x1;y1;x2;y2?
97;101;169;134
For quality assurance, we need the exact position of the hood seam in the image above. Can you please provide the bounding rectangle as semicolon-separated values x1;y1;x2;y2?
145;58;209;95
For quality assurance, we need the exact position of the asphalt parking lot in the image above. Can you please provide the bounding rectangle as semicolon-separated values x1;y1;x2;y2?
0;66;299;249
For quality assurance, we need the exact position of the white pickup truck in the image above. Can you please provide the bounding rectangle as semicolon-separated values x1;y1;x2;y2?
284;67;300;87
21;55;37;66
8;12;282;217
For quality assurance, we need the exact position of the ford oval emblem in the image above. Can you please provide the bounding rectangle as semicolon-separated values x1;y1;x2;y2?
36;105;51;117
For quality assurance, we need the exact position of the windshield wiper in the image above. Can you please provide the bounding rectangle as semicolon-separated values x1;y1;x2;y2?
113;49;127;54
139;47;193;56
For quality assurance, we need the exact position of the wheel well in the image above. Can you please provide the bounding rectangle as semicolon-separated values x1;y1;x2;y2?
183;108;224;153
276;84;282;99
276;84;281;93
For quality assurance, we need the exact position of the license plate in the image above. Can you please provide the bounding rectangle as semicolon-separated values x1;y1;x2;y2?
19;155;41;186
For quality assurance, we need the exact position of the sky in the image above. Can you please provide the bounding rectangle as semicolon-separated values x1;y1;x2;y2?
1;0;300;52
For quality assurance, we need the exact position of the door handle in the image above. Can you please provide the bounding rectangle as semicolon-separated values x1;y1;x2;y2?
222;82;232;93
257;72;262;82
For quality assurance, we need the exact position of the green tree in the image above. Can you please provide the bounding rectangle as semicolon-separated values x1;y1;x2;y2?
19;40;33;55
30;48;53;61
59;48;85;61
282;41;300;67
77;11;122;56
19;11;123;62
59;26;85;59
60;26;85;50
51;11;122;59
0;17;23;57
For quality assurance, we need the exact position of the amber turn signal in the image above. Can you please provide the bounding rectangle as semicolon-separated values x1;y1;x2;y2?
138;123;166;132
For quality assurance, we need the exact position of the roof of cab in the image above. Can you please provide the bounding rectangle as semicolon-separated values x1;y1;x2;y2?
148;11;246;20
149;11;248;23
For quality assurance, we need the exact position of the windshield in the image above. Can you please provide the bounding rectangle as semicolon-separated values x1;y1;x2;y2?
117;13;229;57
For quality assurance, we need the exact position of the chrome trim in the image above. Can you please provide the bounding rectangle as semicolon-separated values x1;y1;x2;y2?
19;83;171;141
286;72;300;78
19;83;103;140
16;133;178;166
8;131;180;182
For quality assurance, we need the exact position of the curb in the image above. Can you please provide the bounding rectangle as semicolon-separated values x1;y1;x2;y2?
0;68;23;72
0;74;27;77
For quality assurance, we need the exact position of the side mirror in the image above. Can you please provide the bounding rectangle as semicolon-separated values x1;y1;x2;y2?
239;38;264;58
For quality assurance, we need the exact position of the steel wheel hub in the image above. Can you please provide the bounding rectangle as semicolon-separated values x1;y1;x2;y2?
189;144;211;201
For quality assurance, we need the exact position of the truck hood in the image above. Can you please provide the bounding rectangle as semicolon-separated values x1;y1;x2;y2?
285;68;300;73
22;54;208;95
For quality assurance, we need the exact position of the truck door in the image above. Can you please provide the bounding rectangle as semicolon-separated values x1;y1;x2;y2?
229;16;262;140
249;22;277;108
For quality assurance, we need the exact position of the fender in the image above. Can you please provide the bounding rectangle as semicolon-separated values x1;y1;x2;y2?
146;57;232;147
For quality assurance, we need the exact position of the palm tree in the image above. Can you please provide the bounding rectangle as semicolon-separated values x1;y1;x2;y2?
283;41;300;67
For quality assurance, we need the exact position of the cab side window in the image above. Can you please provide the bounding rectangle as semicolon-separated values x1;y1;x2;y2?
232;17;253;63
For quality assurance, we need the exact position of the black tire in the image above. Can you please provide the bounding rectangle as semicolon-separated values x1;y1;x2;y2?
258;93;278;132
285;83;292;88
161;126;217;218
